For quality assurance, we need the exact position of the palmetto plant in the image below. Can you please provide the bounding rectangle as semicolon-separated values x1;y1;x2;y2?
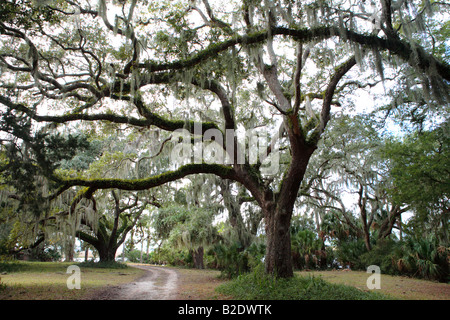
291;229;322;269
398;236;449;282
212;240;265;278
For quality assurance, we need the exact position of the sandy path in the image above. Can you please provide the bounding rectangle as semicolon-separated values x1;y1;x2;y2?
93;265;178;300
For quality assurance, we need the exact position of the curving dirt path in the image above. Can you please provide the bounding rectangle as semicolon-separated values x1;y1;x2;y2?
92;265;179;300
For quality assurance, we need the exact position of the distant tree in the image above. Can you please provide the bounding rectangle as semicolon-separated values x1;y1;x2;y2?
152;203;218;269
75;190;151;262
300;115;409;251
385;121;450;246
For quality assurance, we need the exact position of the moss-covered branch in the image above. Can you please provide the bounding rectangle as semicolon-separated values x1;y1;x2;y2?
58;163;237;193
138;26;450;82
0;94;219;134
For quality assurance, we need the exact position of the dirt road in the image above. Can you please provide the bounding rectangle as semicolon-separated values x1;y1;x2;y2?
93;265;178;300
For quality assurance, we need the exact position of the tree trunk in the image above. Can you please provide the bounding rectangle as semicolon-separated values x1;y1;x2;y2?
97;245;117;262
359;191;372;252
363;232;372;252
314;209;328;269
264;205;294;278
65;238;75;262
192;246;204;269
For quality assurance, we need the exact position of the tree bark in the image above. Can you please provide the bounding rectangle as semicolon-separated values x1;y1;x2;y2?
97;245;118;262
192;246;204;269
85;247;89;262
264;205;294;277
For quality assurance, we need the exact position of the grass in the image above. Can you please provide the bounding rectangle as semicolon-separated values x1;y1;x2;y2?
1;262;449;300
296;270;450;300
0;260;146;300
215;266;392;300
175;267;231;300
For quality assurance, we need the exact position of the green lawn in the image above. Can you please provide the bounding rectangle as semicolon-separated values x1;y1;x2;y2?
0;261;146;300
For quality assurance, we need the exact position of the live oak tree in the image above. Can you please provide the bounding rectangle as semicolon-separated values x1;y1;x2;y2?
152;203;218;269
300;115;409;252
0;0;449;277
75;189;151;262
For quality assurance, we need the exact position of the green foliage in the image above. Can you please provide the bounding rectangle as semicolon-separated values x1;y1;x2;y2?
153;204;218;249
384;122;450;245
397;235;449;282
0;115;94;216
334;239;368;270
289;216;330;270
0;0;59;27
211;241;265;278
359;239;402;276
124;249;145;263
216;264;391;300
291;228;322;270
385;123;450;214
58;139;102;171
124;246;192;267
33;247;61;262
0;261;25;273
0;222;13;256
333;236;449;283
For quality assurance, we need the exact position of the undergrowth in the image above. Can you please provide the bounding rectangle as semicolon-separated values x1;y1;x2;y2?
216;265;392;300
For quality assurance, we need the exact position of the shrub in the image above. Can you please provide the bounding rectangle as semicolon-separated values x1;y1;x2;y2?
216;264;391;300
124;249;156;264
360;239;401;275
334;239;368;270
146;246;194;267
212;241;266;279
397;236;449;282
0;260;25;273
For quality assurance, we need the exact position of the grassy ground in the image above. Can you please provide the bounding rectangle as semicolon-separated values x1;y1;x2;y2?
296;270;450;300
0;261;146;300
175;268;450;300
175;267;231;300
215;265;391;300
1;262;449;300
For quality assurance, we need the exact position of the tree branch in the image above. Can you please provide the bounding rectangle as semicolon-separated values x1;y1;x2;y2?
57;163;237;194
316;56;356;138
134;26;450;82
0;94;219;134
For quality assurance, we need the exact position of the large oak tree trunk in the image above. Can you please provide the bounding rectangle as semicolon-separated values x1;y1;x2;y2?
259;128;316;278
264;207;294;278
97;245;118;262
